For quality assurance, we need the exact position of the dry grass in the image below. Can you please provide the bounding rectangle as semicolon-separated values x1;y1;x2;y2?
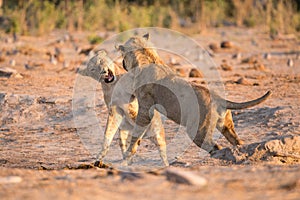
0;0;299;35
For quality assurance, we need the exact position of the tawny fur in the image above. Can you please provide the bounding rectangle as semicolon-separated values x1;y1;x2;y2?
79;50;169;166
117;34;271;164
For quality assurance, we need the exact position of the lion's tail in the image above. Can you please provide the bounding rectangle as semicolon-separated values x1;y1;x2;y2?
225;91;271;110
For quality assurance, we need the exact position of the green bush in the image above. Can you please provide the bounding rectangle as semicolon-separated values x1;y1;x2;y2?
88;34;104;45
244;17;256;28
0;0;299;35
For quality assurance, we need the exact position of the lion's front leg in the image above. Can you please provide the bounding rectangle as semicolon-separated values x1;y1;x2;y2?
95;106;122;164
119;129;131;159
123;103;152;165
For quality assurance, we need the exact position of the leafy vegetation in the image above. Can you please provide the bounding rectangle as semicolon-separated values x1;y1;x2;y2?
0;0;299;35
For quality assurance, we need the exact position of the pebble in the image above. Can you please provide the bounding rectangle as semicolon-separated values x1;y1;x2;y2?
189;68;203;78
253;63;267;71
232;53;242;60
24;63;34;70
63;61;70;68
9;59;16;66
220;63;233;71
175;68;186;77
220;41;233;49
50;54;58;65
0;67;17;77
287;58;294;67
165;168;207;186
209;43;219;52
241;56;257;64
63;34;70;42
169;57;179;65
264;53;272;60
235;77;252;85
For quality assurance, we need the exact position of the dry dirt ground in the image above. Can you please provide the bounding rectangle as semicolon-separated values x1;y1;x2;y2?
0;27;300;199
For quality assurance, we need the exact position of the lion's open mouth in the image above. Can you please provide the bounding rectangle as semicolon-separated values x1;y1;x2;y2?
104;69;115;83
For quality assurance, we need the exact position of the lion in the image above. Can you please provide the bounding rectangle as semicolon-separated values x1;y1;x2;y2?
78;50;169;166
116;33;271;164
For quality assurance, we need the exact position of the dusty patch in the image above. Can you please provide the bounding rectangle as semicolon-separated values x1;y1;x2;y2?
213;136;300;164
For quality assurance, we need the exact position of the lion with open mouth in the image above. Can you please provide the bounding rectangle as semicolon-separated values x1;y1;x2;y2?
79;50;169;166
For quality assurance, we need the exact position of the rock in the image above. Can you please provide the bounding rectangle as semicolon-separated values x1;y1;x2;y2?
165;168;207;186
235;77;252;85
0;67;17;77
232;53;242;60
264;53;272;60
175;68;187;77
220;63;233;71
0;176;22;184
63;34;70;42
169;57;179;66
14;73;23;79
253;63;267;71
220;41;233;48
24;63;34;70
50;54;58;65
9;59;16;67
209;43;219;52
63;61;70;68
287;58;294;67
241;56;258;64
189;68;203;78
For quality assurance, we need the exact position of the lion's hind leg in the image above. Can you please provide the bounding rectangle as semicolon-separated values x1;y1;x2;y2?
217;110;244;146
148;110;169;166
189;108;223;154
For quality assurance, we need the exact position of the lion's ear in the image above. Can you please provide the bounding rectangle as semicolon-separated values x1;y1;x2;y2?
115;44;125;52
143;33;150;40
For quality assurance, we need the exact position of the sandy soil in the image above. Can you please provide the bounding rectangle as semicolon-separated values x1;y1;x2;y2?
0;27;300;199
